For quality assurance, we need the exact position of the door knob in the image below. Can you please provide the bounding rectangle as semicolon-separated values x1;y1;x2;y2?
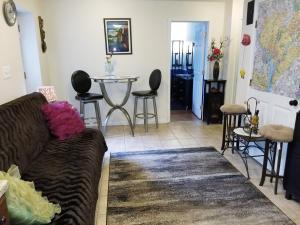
289;99;298;106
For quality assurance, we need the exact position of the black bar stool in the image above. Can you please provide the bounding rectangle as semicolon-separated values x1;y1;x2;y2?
220;104;247;154
132;69;162;132
259;124;294;194
71;70;103;130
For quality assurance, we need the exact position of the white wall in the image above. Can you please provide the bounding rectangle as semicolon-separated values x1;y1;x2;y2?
0;1;25;104
0;0;49;104
235;0;254;104
41;0;227;125
223;0;244;104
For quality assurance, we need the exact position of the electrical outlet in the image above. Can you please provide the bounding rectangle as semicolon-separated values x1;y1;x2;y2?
2;66;11;80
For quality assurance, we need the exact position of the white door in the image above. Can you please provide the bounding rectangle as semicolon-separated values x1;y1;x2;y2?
18;12;42;93
192;25;207;119
236;0;300;173
247;90;299;174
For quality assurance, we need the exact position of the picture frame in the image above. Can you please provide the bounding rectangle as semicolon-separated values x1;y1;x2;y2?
246;0;255;25
103;18;132;55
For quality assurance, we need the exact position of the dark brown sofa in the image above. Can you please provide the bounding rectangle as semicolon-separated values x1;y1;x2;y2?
0;92;107;225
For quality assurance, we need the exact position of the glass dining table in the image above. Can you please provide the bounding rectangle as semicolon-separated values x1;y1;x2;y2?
91;75;139;136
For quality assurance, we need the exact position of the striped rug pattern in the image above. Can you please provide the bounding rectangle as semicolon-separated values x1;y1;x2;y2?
107;148;295;225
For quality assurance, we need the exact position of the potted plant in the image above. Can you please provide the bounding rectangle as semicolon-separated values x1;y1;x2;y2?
208;38;226;80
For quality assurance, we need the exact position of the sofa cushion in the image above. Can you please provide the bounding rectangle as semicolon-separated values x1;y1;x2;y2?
22;128;107;225
0;93;50;173
41;101;85;140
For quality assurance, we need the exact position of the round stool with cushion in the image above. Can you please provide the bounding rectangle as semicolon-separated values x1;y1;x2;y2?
259;124;294;194
220;104;247;153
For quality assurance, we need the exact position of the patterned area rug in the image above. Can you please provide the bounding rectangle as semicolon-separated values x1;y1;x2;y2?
107;148;295;225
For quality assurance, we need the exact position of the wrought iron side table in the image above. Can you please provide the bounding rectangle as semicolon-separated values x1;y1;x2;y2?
233;127;267;179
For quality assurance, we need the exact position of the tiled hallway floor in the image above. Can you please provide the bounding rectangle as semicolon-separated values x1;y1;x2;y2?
95;121;300;225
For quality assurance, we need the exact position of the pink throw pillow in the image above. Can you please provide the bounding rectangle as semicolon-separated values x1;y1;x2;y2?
41;101;85;140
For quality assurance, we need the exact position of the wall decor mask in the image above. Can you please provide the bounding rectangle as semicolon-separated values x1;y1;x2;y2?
38;16;47;53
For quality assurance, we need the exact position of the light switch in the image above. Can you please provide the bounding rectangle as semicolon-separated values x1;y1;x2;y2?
2;66;11;80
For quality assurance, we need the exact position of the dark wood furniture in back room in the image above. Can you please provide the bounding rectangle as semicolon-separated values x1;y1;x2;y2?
284;111;300;201
202;79;226;124
170;40;194;111
171;73;193;110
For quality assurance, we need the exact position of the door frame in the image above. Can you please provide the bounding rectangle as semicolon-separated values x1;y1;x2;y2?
169;20;210;120
18;11;43;93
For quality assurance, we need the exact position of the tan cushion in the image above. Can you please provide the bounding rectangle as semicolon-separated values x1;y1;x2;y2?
220;104;247;114
259;124;294;142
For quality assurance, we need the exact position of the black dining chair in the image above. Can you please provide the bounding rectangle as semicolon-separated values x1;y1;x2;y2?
71;70;103;130
132;69;162;132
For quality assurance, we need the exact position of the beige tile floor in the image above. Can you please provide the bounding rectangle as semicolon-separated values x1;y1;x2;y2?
95;121;300;225
170;110;199;122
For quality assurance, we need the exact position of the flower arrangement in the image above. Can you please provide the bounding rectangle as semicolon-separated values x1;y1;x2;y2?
106;53;113;64
207;38;227;62
105;52;114;75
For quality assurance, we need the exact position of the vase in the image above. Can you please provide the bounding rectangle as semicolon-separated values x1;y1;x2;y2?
213;61;220;80
105;62;114;75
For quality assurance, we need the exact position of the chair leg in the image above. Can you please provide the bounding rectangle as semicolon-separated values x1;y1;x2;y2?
235;115;242;154
231;115;237;153
260;139;270;186
274;142;283;194
143;98;148;132
81;102;86;122
228;115;234;152
221;114;227;151
133;97;138;128
94;101;102;130
79;101;83;115
237;114;242;127
153;97;158;129
270;142;277;183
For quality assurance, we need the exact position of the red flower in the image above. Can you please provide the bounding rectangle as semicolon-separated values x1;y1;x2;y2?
213;48;221;55
209;56;214;62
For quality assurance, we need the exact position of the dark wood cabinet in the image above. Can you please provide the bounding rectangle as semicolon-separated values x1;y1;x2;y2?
171;74;193;110
202;79;226;124
284;111;300;202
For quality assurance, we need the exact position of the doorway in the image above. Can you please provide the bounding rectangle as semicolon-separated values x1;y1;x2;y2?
170;22;208;122
18;11;42;93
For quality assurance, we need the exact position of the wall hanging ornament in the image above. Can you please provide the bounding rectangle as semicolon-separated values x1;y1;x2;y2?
38;16;47;53
242;34;251;46
3;0;17;26
240;69;246;79
240;34;251;79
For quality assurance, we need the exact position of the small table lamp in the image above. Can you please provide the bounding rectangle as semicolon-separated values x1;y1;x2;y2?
37;86;57;103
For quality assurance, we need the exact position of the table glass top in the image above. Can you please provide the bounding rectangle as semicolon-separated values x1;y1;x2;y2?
92;75;139;81
234;127;263;138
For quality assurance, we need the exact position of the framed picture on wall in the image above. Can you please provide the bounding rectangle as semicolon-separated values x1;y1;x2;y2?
246;0;255;25
103;18;132;55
